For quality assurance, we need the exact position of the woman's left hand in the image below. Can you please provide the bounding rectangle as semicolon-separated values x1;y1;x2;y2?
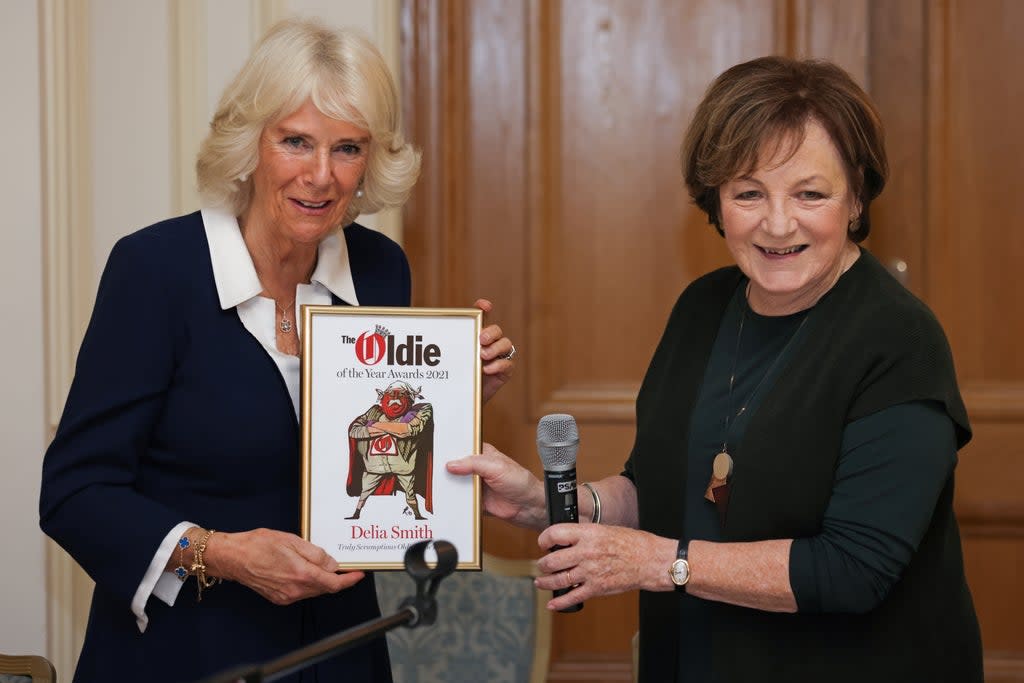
475;298;515;403
535;523;678;611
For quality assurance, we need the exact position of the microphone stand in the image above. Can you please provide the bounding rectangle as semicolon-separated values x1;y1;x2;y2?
194;540;458;683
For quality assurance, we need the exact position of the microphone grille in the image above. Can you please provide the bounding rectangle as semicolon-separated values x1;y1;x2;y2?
537;414;579;471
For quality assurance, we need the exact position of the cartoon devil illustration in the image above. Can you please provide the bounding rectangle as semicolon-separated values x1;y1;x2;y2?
345;380;434;520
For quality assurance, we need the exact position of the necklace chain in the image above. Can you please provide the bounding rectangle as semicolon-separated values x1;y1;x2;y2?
721;290;810;454
276;298;296;334
250;261;313;336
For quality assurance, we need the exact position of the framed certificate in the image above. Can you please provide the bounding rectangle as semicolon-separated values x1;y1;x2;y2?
300;306;482;570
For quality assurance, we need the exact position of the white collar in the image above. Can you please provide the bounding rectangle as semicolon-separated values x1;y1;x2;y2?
201;207;360;309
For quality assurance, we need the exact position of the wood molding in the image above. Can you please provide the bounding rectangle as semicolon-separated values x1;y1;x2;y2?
962;382;1024;422
372;0;403;243
169;0;206;215
44;538;78;681
782;0;869;84
536;384;638;423
547;654;633;683
865;0;927;296
40;0;94;432
401;0;470;306
958;501;1024;538
787;0;810;56
774;0;797;55
39;0;95;675
984;651;1024;683
251;0;286;43
924;0;953;318
375;0;402;92
525;0;565;421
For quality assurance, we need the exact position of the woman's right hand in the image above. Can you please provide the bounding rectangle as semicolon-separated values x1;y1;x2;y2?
446;442;548;530
205;528;364;605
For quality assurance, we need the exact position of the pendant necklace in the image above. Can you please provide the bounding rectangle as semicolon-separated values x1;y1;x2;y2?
276;298;296;333
705;287;810;505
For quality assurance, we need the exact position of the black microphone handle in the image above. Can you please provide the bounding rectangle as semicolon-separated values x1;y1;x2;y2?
544;468;579;525
544;467;583;612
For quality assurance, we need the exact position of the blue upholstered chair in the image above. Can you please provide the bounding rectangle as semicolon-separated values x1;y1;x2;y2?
0;654;56;683
375;553;552;683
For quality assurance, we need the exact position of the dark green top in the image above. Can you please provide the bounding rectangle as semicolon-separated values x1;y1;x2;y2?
664;285;958;681
625;250;981;683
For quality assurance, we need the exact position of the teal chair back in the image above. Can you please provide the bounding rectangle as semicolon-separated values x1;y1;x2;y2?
375;553;551;683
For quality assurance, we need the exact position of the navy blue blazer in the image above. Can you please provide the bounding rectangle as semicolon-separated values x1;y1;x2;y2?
40;211;409;683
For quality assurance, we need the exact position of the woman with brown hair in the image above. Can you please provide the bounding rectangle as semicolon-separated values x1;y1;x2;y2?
449;56;982;682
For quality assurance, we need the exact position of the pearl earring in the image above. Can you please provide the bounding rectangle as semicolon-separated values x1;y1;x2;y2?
238;173;248;182
355;188;364;199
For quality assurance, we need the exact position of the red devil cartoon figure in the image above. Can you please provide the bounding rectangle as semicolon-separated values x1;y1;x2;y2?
345;381;434;520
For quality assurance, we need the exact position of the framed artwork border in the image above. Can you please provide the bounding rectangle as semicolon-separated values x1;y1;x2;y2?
300;305;482;570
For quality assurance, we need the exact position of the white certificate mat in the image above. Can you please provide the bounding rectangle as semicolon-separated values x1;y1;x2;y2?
300;306;482;570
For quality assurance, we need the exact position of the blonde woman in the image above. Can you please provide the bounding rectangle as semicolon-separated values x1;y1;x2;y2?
40;18;514;683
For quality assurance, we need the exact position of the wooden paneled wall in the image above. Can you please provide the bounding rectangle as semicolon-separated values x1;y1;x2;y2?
922;2;1024;680
401;1;1024;679
871;3;1024;679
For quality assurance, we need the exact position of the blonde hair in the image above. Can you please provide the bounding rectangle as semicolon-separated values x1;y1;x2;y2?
681;56;887;242
196;17;421;225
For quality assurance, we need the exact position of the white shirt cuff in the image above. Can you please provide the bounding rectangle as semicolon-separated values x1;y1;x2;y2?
131;521;196;633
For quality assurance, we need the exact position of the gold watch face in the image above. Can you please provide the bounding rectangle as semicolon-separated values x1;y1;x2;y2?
670;558;690;586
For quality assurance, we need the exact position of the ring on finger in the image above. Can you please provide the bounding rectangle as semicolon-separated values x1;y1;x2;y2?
565;570;574;587
500;344;516;361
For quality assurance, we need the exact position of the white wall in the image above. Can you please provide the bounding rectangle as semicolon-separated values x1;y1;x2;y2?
91;0;174;272
0;0;48;656
0;0;399;668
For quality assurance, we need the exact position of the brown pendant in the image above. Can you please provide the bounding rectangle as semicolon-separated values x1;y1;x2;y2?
713;451;733;480
704;451;733;503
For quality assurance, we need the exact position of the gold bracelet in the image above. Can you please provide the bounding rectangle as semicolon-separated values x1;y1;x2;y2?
190;528;222;602
581;482;602;525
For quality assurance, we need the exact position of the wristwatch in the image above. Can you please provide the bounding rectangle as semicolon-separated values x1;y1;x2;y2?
669;539;690;592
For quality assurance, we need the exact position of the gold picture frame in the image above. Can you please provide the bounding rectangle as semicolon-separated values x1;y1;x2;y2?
300;306;482;570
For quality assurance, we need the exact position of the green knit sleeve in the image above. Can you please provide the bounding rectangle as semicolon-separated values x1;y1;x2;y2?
789;401;956;613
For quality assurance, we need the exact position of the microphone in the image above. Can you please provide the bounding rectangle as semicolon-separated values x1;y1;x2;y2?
537;413;583;612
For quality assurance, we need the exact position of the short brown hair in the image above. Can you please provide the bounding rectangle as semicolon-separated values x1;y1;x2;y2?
681;56;887;242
